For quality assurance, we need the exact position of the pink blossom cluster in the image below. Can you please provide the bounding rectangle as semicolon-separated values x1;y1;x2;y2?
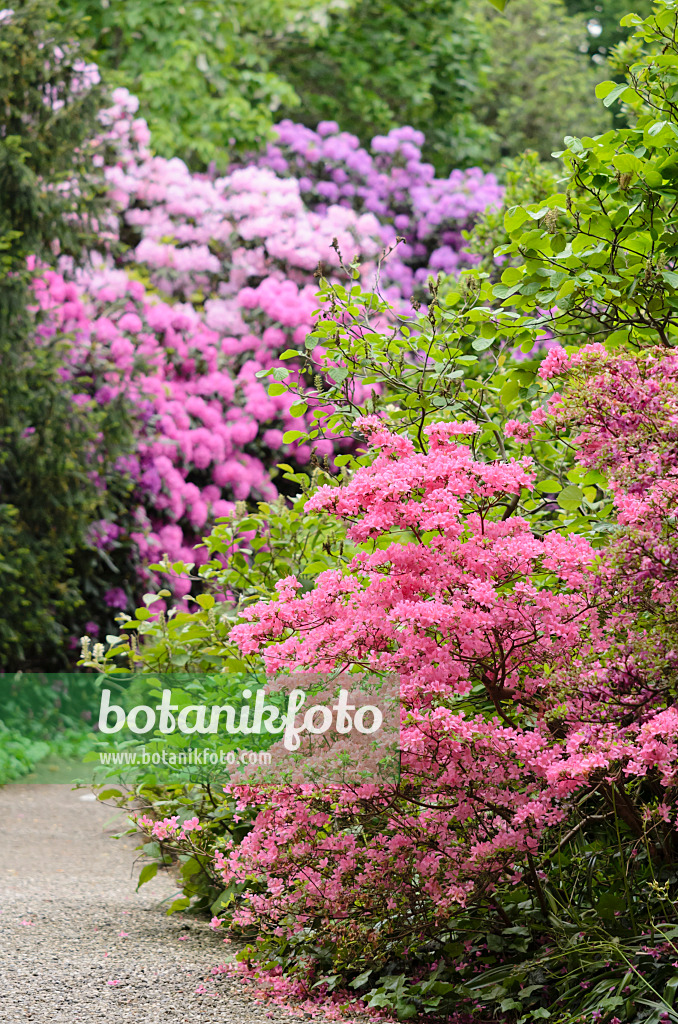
541;345;678;604
30;263;285;609
135;813;202;841
97;89;391;305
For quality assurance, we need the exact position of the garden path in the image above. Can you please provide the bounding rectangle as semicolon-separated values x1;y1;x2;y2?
0;784;300;1023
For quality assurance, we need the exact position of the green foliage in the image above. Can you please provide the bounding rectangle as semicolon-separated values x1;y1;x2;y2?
469;0;611;162
483;1;678;353
0;725;49;784
60;0;629;174
94;479;348;675
0;0;104;320
62;0;495;173
0;2;135;669
0;356;136;669
0;672;107;784
62;0;346;169
104;777;258;916
465;150;560;276
564;0;654;61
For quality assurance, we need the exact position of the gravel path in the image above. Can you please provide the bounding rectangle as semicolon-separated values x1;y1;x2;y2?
0;784;305;1023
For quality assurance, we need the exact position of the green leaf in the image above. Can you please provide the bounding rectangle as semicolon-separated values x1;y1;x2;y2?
557;485;584;510
601;83;630;108
268;382;287;396
662;270;678;289
350;970;373;988
486;0;507;9
289;402;308;418
662;974;678;1003
166;897;191;915
137;862;158;890
472;337;495;352
96;788;123;801
644;167;663;188
595;80;618;100
500;379;521;406
564;135;584;154
493;283;522;300
504;205;528;232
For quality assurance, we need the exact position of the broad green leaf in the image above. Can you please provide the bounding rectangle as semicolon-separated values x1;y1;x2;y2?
350;970;373;988
137;862;158;890
500;379;521;406
557;485;584;510
644;167;663;188
595;80;619;100
166;897;191;915
504;205;528;232
602;83;631;108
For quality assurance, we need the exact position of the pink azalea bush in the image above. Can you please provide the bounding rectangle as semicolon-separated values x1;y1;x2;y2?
216;419;601;946
123;349;678;1016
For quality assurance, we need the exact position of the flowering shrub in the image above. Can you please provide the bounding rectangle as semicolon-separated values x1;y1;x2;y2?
115;345;678;1022
20;85;501;646
218;419;600;927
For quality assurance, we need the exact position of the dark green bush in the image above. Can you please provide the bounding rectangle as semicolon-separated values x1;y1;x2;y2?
564;0;654;61
60;0;338;170
469;0;611;162
0;1;135;669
